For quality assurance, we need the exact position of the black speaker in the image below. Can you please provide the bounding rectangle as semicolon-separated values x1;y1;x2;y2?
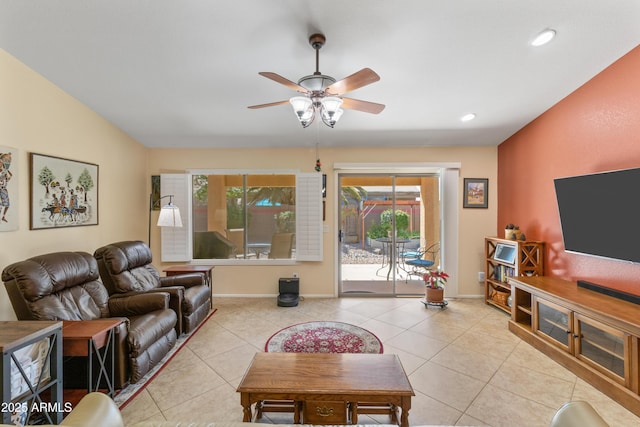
578;280;640;305
278;278;299;307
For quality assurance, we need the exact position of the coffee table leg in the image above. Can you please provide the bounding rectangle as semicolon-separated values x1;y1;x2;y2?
293;401;301;424
241;394;252;422
351;402;358;424
400;397;410;427
390;404;399;424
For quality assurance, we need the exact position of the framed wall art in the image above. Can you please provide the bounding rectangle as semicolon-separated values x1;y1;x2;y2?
0;146;18;232
151;175;161;210
463;178;488;209
30;153;99;229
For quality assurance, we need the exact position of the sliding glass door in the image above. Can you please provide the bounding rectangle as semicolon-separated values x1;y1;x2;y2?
339;173;441;296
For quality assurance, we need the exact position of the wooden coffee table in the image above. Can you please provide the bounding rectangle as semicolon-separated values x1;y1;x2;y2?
237;352;414;426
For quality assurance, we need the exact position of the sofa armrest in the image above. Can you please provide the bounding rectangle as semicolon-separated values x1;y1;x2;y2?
550;401;609;427
61;392;124;427
130;286;184;333
160;273;205;288
108;292;170;317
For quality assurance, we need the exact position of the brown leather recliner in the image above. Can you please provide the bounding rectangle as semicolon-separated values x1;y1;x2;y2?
1;251;178;386
94;241;211;335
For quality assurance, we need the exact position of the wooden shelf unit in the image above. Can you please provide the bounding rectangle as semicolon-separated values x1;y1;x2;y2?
508;276;640;417
484;237;544;313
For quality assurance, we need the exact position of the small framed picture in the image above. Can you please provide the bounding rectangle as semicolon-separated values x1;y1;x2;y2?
151;175;161;210
463;178;488;208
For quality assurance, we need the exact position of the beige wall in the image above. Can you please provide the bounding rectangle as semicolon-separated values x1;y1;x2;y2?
0;49;149;320
149;145;497;298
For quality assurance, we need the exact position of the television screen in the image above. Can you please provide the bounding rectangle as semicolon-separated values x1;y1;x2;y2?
554;167;640;264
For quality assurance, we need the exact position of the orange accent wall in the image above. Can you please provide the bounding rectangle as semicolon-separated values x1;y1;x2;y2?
498;45;640;296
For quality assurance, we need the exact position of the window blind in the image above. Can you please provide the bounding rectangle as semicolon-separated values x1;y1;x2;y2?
160;174;190;262
295;173;323;261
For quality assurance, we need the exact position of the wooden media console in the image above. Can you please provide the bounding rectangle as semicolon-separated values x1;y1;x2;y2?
508;275;640;417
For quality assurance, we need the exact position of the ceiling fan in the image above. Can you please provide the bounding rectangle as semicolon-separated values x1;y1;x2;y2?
248;33;385;128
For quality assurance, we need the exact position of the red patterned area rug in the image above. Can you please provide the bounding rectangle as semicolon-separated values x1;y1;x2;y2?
265;321;383;354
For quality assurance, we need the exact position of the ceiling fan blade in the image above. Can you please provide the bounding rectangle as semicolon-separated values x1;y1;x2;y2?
258;72;308;93
341;97;385;114
325;68;380;95
248;100;290;109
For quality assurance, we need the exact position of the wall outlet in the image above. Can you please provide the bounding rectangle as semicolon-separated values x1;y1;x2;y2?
292;272;298;278
478;271;486;283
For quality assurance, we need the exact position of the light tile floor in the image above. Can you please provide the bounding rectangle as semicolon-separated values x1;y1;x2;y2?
121;297;640;426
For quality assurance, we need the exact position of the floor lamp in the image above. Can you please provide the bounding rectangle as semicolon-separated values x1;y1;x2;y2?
148;194;183;244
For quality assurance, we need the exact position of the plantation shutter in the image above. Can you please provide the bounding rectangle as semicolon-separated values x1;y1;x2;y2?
160;174;190;262
295;173;323;261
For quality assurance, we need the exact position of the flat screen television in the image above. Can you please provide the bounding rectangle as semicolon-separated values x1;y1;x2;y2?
554;167;640;264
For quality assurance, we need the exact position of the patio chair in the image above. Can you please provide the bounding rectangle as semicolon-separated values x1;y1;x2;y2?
225;228;256;258
268;232;294;259
405;242;440;280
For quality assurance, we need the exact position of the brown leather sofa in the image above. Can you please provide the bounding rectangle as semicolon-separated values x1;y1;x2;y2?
1;251;177;386
94;240;211;334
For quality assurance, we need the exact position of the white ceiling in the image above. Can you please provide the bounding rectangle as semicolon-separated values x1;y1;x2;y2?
2;1;640;149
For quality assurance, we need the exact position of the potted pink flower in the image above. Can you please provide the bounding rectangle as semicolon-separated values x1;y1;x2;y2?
423;270;449;303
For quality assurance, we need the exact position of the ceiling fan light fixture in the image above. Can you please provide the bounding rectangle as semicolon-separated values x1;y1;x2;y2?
250;33;384;128
290;96;312;112
330;107;344;124
320;97;344;128
531;29;556;47
320;96;343;113
290;96;314;126
321;107;344;128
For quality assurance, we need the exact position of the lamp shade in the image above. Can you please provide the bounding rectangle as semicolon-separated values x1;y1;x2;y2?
320;96;343;113
157;203;182;227
290;96;313;117
320;97;344;126
323;107;344;122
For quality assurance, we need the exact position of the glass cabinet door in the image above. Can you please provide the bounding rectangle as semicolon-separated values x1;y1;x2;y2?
534;297;572;352
574;313;629;385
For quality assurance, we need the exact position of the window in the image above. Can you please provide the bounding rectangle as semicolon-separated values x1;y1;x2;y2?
159;172;322;263
193;173;296;260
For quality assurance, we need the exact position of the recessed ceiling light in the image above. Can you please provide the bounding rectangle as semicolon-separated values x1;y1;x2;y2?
531;29;556;47
461;113;476;122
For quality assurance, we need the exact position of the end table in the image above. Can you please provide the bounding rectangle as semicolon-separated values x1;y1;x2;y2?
62;319;123;398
